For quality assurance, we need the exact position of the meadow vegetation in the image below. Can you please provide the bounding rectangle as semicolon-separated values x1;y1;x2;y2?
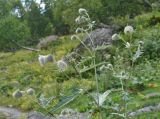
0;0;160;119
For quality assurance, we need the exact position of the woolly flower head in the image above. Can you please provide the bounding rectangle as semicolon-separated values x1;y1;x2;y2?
75;16;81;23
99;64;113;71
75;16;89;24
71;35;77;40
12;90;23;98
57;60;68;71
26;88;35;95
75;28;83;33
99;65;107;71
124;25;134;35
125;42;131;49
78;8;87;14
112;33;119;41
38;54;54;66
107;64;113;69
139;41;144;45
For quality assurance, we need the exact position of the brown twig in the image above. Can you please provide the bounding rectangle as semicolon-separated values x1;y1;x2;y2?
11;40;40;52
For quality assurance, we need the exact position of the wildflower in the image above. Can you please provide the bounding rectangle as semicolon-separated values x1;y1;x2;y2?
57;59;68;71
71;35;77;40
78;8;87;14
38;54;54;66
75;16;81;23
75;28;83;33
47;54;54;62
26;88;35;95
112;33;119;41
105;54;111;60
124;25;134;35
107;64;113;69
75;16;89;24
20;91;26;96
12;90;23;98
125;42;131;49
99;65;107;71
139;41;144;45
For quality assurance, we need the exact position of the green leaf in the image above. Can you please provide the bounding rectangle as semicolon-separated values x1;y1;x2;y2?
95;45;112;51
80;62;107;73
91;90;112;107
50;89;83;112
38;94;56;108
110;113;125;118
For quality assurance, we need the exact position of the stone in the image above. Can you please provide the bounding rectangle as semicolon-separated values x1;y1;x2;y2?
37;35;58;49
75;27;113;53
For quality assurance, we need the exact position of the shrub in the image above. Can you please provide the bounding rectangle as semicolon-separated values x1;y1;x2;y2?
0;16;31;51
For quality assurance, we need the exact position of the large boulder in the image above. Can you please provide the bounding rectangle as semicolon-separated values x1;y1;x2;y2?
37;35;58;49
74;25;117;53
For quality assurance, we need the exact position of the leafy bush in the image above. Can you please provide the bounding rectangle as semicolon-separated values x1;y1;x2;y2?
0;16;31;51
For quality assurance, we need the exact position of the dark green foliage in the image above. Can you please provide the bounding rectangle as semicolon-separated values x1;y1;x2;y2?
0;16;31;51
0;0;159;52
25;1;53;39
149;15;160;26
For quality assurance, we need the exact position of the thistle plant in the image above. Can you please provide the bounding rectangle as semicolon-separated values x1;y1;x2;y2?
72;8;105;118
71;9;144;119
35;8;144;119
110;26;144;119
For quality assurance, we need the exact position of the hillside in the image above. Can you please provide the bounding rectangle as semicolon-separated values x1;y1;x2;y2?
0;11;160;119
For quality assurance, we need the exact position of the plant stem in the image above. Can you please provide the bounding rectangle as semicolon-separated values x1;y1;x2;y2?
93;52;104;119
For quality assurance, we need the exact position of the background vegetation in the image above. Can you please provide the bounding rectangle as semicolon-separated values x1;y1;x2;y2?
0;0;159;51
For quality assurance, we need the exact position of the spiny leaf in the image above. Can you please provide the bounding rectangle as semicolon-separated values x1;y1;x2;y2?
91;90;112;107
80;62;107;73
50;89;83;112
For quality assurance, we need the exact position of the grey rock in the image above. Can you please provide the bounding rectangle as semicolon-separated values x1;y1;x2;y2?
27;111;53;119
0;106;23;119
37;35;58;49
75;28;113;53
0;106;88;119
128;103;160;117
145;92;160;99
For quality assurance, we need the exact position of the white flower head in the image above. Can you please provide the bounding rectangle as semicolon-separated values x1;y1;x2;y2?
20;91;26;96
57;59;68;71
38;54;54;66
12;90;23;98
125;42;131;49
124;25;134;35
112;33;119;41
75;16;81;23
38;55;48;66
26;88;35;95
71;35;77;40
99;65;107;71
75;28;83;33
78;8;87;14
139;41;144;45
107;64;113;68
75;16;89;24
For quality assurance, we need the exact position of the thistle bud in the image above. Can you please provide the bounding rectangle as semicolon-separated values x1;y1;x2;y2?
124;25;134;35
78;8;87;14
